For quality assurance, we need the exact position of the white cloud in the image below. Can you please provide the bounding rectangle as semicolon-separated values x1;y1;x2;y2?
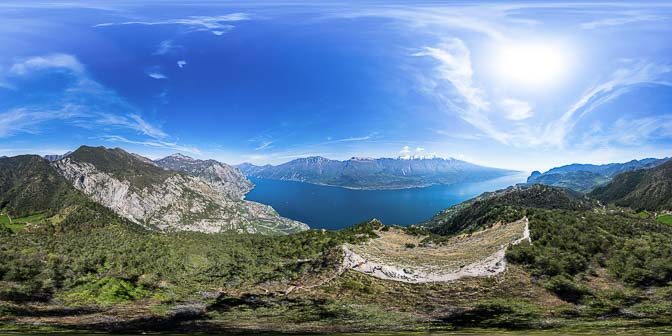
577;116;672;148
580;13;665;30
545;61;672;147
102;113;168;139
0;105;83;137
500;98;533;120
147;71;167;80
95;13;250;35
416;147;425;152
0;53;197;152
177;60;187;68
332;134;375;142
154;40;177;55
399;145;411;159
100;135;201;155
254;140;274;151
415;39;672;149
330;2;672;153
413;39;488;111
9;54;84;75
413;38;512;144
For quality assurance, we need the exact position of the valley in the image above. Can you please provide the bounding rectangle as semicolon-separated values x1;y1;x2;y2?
1;146;671;333
3;1;671;334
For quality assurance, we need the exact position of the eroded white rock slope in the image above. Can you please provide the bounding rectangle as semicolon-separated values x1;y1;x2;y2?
53;154;307;234
342;217;531;283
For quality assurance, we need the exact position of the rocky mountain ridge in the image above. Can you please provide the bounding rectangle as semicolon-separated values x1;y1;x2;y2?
155;153;252;199
528;157;670;192
51;146;307;234
238;156;517;189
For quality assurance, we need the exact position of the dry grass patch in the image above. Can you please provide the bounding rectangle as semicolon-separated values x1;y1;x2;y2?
346;218;527;273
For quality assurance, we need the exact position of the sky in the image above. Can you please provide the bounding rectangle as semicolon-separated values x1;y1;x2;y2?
0;1;671;171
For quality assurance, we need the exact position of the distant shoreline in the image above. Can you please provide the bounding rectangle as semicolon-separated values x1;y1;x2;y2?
246;171;525;191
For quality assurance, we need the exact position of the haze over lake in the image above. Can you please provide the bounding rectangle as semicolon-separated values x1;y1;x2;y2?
245;173;529;229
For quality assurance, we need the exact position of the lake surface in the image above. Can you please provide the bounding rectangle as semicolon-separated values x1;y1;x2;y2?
245;173;529;230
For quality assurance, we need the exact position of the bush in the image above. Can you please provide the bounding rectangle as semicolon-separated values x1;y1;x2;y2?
542;275;590;303
61;277;149;306
444;299;541;328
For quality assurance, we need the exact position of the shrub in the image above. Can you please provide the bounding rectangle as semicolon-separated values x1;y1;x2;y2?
542;275;590;303
61;277;149;306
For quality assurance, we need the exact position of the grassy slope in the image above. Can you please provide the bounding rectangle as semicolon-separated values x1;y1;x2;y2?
0;213;44;232
658;214;672;225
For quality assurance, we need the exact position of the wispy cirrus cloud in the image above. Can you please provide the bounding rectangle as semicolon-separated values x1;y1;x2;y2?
576;116;672;148
0;53;198;153
99;135;201;155
500;98;533;121
326;2;672;153
254;140;274;151
580;12;666;30
0;105;83;137
328;133;378;143
94;13;250;35
414;39;672;149
545;61;672;147
153;39;179;55
413;38;511;144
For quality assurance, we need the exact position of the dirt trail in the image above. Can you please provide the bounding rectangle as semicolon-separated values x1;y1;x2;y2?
342;217;530;283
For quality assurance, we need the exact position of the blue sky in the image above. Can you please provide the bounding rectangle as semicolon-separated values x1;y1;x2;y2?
0;1;671;171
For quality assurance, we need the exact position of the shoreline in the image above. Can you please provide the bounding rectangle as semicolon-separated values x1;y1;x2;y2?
246;172;525;191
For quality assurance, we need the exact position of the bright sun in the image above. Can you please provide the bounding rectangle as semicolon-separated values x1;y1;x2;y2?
493;41;571;88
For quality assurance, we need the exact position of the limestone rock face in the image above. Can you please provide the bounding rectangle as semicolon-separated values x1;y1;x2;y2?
53;147;307;234
155;154;252;199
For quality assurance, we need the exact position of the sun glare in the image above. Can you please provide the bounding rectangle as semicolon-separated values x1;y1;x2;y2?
493;41;571;89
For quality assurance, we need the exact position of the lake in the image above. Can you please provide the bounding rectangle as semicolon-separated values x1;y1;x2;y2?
245;172;529;230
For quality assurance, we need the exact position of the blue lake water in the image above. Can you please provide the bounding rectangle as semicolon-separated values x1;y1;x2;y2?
245;173;529;230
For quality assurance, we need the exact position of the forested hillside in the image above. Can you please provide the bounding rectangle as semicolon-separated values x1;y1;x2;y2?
2;153;672;333
590;160;672;210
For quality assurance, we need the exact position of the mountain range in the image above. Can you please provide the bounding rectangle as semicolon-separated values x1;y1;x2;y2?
237;156;518;189
1;146;672;333
590;159;672;210
1;146;307;235
527;157;670;192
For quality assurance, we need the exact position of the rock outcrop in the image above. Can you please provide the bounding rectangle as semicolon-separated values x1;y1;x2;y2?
342;217;530;283
53;146;307;234
155;154;252;199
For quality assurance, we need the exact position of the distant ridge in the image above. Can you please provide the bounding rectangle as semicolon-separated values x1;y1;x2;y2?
43;151;72;162
590;159;672;210
237;156;517;190
527;157;670;192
